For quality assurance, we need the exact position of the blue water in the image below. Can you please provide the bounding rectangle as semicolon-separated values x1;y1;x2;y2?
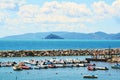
0;40;120;80
0;56;120;80
0;40;120;50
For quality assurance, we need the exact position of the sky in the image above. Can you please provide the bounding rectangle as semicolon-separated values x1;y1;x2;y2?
0;0;120;37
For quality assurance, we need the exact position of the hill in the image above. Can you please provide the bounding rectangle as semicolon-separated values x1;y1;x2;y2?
1;31;120;40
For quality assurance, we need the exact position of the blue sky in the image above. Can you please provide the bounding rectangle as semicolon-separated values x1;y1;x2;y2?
0;0;120;37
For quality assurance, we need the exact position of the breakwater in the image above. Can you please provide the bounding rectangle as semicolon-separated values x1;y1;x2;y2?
0;48;120;57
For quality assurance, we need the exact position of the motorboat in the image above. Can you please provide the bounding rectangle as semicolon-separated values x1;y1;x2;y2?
87;66;96;71
13;66;22;71
83;75;98;78
95;67;109;70
111;64;120;69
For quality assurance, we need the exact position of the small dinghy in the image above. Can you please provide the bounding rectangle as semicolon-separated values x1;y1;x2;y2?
111;63;120;69
83;75;98;78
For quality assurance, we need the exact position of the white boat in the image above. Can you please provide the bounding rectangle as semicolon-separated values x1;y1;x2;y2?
83;75;98;78
95;67;109;70
55;64;64;68
79;64;86;67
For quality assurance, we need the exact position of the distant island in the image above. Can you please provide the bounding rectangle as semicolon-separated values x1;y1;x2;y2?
45;34;64;39
1;31;120;40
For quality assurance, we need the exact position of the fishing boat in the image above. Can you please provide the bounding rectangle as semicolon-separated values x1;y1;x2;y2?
83;75;98;78
95;67;109;70
111;64;120;69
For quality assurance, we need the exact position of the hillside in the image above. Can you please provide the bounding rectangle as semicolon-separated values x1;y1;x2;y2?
1;31;120;40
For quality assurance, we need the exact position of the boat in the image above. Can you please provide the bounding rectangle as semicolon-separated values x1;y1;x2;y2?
87;66;96;71
55;64;64;68
88;63;96;66
78;63;86;67
83;75;98;78
34;64;48;69
48;64;57;68
13;66;22;71
33;66;40;69
95;67;109;70
111;64;120;69
20;66;32;70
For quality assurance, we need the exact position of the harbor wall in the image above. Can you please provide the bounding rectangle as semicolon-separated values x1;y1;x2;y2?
0;48;120;57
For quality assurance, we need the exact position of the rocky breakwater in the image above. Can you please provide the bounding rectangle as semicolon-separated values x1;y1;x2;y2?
0;49;91;57
0;48;119;57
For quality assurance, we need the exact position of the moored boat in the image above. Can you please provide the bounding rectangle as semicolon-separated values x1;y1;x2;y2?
83;75;98;78
95;67;109;70
13;66;22;71
111;64;120;69
20;66;32;70
87;66;96;71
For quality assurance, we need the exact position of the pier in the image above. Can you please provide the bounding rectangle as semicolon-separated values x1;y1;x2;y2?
86;48;120;62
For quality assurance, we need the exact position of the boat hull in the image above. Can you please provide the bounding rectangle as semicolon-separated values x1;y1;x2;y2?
83;75;98;78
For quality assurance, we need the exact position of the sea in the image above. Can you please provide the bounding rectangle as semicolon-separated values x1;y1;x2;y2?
0;40;120;80
0;40;120;50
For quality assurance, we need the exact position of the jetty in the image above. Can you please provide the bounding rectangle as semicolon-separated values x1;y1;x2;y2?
86;48;120;62
0;48;120;63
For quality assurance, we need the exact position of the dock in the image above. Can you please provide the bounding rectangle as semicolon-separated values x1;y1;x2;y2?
86;58;108;62
86;47;120;62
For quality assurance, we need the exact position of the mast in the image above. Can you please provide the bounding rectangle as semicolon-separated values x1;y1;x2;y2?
108;46;111;59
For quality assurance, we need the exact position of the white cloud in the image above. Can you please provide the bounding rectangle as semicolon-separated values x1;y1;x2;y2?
92;0;120;20
112;0;120;16
17;1;93;23
0;12;9;24
0;0;26;9
0;0;120;37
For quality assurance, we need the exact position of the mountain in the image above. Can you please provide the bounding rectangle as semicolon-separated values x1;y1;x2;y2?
45;34;64;39
1;31;120;40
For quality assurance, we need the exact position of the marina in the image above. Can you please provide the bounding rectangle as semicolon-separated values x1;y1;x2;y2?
0;40;120;80
0;0;120;80
0;56;120;80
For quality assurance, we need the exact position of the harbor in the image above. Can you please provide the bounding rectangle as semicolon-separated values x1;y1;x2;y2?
0;56;120;80
0;42;120;80
0;48;120;63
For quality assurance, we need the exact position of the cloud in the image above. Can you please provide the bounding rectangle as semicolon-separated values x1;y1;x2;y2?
17;1;93;23
0;0;26;9
17;0;120;24
0;12;9;25
0;0;120;37
0;0;26;25
112;0;120;16
92;0;120;19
